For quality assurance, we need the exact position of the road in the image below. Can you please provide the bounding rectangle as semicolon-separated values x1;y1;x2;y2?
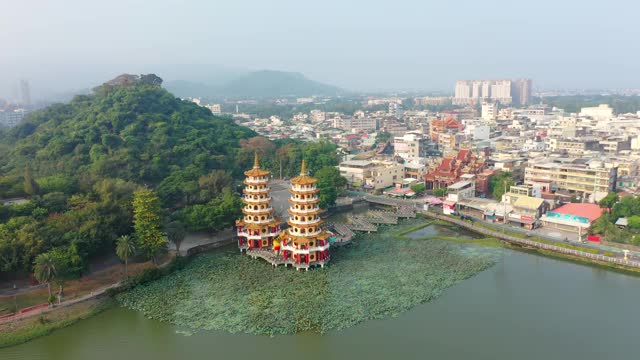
348;191;640;260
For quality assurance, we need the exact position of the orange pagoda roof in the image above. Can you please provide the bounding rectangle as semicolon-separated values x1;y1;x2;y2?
244;153;270;177
291;160;317;185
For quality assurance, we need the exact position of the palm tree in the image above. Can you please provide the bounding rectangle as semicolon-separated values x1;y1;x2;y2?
116;235;136;278
33;253;57;301
166;221;187;256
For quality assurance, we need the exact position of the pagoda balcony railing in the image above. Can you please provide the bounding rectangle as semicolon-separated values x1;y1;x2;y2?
288;218;322;226
244;187;271;193
243;218;277;224
286;229;322;237
291;186;317;193
244;178;269;184
243;207;274;214
237;231;280;239
281;242;330;254
289;196;319;203
243;196;272;203
288;207;321;214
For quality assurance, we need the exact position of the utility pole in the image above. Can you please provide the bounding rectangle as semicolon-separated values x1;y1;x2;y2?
503;179;508;224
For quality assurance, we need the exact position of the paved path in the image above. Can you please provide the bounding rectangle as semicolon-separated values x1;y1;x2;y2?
0;281;121;325
351;191;640;259
421;211;640;269
171;228;235;256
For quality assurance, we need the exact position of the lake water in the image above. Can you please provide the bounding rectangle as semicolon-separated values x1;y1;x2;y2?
2;229;640;360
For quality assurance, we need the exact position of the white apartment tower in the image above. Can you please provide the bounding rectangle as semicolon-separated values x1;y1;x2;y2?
454;79;532;105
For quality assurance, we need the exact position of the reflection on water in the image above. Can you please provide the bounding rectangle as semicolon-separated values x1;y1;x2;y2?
404;224;484;239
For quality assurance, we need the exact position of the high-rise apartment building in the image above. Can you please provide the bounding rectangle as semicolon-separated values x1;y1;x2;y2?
512;79;532;105
454;79;532;105
19;80;31;106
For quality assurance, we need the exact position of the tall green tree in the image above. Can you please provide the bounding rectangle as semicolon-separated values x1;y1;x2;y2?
315;166;347;209
433;188;448;198
116;235;136;278
599;192;619;209
410;184;426;194
33;253;57;300
23;165;40;197
165;221;187;256
489;171;514;200
133;188;166;263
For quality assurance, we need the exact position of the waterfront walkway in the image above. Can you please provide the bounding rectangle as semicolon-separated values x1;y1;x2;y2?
422;211;640;269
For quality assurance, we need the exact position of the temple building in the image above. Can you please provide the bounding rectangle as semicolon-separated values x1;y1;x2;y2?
424;149;486;189
280;160;331;270
236;153;281;252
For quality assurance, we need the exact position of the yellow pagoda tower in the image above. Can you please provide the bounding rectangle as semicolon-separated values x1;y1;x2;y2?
280;160;331;270
236;153;281;252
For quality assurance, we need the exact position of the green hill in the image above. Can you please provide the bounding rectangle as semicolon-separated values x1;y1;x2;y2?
1;74;255;189
165;70;344;98
0;74;256;274
219;70;343;98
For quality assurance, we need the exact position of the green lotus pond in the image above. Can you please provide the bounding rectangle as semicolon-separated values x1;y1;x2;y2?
117;220;496;335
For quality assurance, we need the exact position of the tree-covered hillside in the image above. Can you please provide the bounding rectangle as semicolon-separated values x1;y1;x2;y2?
0;74;257;275
0;74;343;278
0;74;255;196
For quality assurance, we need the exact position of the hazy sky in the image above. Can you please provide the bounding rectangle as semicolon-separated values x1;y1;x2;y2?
1;0;638;99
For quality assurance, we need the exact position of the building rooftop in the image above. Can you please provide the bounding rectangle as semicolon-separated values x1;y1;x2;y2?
550;203;604;222
448;181;473;190
615;217;628;226
340;160;375;167
512;196;545;210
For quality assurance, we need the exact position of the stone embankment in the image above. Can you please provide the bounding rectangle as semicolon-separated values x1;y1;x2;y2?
422;211;640;269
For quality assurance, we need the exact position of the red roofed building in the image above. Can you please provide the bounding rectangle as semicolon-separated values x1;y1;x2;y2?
539;203;604;237
429;117;464;142
424;150;486;189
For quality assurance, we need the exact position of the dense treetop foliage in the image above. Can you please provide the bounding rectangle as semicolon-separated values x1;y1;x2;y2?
488;171;514;201
0;75;255;196
0;75;342;278
591;193;640;245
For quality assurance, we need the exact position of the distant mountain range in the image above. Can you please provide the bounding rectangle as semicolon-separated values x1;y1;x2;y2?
165;70;344;98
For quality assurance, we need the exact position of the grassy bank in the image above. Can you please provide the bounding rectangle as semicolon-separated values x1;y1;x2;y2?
394;219;502;247
0;254;184;349
0;297;115;349
426;213;640;272
418;236;502;248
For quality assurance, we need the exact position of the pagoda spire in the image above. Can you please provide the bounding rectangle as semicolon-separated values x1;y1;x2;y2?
300;159;307;175
253;152;260;169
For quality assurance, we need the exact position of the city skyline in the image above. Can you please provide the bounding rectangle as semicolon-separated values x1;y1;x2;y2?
1;0;639;100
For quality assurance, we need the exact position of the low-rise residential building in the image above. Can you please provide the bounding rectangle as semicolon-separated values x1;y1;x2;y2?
502;186;548;229
548;138;600;155
539;203;604;237
580;104;613;120
338;159;404;191
394;132;429;160
437;132;464;150
493;136;525;151
524;158;617;202
333;116;377;132
443;180;476;215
